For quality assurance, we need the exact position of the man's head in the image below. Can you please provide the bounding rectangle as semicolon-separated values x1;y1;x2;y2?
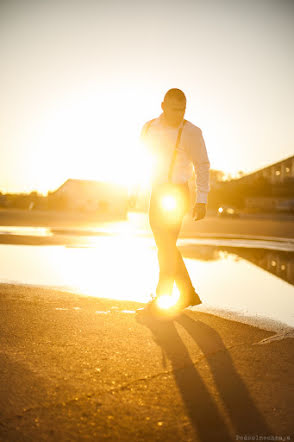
161;88;186;127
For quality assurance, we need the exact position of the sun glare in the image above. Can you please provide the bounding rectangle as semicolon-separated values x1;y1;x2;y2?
156;289;180;310
49;235;157;303
161;195;177;211
28;91;154;193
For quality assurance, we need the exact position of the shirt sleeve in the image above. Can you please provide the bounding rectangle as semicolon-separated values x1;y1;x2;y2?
187;129;210;204
140;122;150;142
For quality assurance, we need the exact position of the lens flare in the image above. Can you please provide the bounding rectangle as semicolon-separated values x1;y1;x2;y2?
156;291;180;310
161;195;177;211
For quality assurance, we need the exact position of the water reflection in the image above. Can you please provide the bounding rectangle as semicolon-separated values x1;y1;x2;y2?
180;245;294;286
0;226;52;237
0;239;157;303
0;236;293;327
229;248;294;286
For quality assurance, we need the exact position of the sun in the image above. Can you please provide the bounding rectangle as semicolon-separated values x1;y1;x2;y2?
28;90;154;193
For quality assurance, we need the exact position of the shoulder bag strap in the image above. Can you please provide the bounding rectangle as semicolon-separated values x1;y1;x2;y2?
143;118;156;137
168;119;186;183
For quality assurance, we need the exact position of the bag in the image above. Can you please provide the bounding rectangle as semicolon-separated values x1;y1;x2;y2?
145;119;187;183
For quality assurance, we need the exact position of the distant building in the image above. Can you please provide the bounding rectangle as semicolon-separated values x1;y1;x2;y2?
238;155;294;185
235;155;294;213
51;179;128;217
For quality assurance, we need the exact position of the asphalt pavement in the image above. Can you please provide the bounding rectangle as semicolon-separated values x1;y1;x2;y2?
0;284;293;441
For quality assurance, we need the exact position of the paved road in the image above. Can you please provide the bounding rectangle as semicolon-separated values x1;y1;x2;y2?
0;212;294;248
0;284;293;441
1;209;294;240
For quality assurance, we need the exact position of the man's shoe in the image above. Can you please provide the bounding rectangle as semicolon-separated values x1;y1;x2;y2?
136;294;178;321
136;292;202;319
180;292;202;310
190;292;202;306
136;294;158;315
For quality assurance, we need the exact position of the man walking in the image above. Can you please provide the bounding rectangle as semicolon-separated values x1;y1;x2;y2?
140;88;210;313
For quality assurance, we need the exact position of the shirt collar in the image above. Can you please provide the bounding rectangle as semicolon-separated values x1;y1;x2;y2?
158;113;184;129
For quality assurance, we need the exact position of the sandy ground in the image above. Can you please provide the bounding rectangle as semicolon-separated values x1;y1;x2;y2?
0;284;293;441
0;209;126;228
0;209;293;246
181;215;294;240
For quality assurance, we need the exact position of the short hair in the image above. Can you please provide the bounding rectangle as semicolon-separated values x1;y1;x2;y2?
164;88;186;103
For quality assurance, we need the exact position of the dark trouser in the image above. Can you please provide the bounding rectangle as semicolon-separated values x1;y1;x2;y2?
149;183;196;299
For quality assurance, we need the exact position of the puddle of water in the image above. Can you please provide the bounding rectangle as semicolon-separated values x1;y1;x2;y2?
0;235;293;328
0;237;156;300
179;238;294;252
185;255;294;327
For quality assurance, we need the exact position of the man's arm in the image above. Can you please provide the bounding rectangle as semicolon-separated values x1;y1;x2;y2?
188;128;210;220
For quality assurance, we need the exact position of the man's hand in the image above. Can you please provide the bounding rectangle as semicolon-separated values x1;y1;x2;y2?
192;203;207;221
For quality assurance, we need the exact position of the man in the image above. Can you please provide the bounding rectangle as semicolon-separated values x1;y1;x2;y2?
140;88;210;313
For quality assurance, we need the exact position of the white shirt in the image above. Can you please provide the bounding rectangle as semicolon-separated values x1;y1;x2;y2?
141;114;210;204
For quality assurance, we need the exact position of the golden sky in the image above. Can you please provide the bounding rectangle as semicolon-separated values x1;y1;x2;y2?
0;0;293;194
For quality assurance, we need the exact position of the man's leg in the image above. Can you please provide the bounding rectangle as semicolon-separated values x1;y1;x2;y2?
154;227;179;297
174;248;199;299
149;189;180;297
149;184;201;306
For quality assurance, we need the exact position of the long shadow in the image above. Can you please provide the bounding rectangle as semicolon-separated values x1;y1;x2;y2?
137;314;233;442
175;314;273;436
138;312;273;441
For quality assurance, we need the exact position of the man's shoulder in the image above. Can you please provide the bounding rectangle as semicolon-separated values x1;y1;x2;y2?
184;120;202;135
143;117;159;129
141;117;159;137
